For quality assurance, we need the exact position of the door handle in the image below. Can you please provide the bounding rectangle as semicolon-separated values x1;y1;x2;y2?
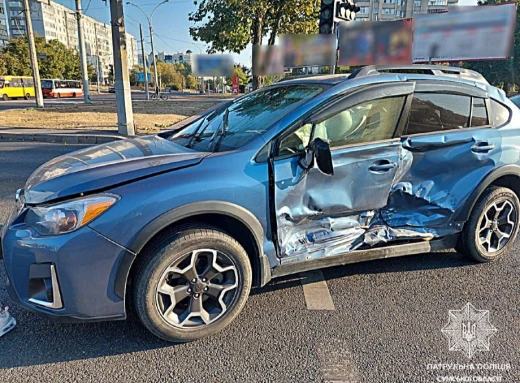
369;161;397;173
471;142;495;153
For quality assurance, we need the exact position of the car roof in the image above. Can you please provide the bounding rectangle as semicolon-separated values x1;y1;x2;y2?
274;64;506;103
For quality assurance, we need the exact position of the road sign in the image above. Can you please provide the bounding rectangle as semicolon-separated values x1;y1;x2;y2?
38;52;46;60
136;72;152;82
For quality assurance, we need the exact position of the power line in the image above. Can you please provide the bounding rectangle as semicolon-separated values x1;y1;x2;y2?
154;33;206;53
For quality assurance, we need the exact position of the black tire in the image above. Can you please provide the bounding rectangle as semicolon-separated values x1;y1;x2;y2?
1;94;7;101
24;93;31;100
133;226;252;342
72;92;76;98
458;186;520;262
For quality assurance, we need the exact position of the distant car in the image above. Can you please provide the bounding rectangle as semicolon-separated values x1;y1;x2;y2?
3;64;520;343
108;87;116;93
510;94;520;108
165;87;171;93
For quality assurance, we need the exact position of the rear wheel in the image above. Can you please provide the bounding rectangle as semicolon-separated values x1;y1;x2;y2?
24;93;30;100
133;226;252;342
2;94;7;101
72;92;76;98
458;186;520;262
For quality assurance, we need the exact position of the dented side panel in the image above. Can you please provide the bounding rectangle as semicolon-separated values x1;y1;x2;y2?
274;126;503;262
383;128;503;233
274;141;404;259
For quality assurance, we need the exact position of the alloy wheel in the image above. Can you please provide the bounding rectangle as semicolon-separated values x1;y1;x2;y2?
155;249;239;329
478;200;517;253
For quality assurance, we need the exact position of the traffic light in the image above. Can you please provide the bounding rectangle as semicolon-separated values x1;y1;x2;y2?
318;0;335;34
109;64;114;78
335;0;361;22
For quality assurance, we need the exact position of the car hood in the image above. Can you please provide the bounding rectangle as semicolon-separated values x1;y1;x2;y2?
23;135;207;204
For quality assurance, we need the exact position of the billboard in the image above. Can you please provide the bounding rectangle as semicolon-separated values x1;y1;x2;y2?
280;34;336;68
338;19;413;66
412;4;517;63
252;45;284;76
192;54;234;77
135;72;152;83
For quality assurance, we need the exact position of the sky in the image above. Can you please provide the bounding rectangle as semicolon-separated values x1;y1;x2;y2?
55;0;478;67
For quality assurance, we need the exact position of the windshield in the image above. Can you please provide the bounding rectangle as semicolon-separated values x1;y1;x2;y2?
169;84;326;152
0;80;3;89
41;80;54;89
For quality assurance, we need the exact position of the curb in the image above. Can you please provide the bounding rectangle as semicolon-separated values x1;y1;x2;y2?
0;132;123;144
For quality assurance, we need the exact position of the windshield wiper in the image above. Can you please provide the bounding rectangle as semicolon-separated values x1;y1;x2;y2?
209;107;229;151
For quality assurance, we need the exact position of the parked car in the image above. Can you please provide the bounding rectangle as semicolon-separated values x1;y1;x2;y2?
2;65;519;343
108;87;116;93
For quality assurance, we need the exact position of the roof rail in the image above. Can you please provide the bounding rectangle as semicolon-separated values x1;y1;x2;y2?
348;65;489;84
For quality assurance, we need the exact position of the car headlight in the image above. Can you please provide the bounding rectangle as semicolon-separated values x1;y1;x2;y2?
25;195;119;236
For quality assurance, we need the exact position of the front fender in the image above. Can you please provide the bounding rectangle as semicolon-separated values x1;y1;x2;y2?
112;201;270;299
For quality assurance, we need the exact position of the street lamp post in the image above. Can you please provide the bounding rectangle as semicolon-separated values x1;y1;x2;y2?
126;0;169;95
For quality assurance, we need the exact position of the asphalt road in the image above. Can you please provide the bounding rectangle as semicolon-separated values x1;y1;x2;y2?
0;142;519;382
0;91;209;111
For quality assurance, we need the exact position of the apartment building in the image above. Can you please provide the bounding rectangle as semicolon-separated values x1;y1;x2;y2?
354;0;459;21
6;0;138;81
0;4;8;47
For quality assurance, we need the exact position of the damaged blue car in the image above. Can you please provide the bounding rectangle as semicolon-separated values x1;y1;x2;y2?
2;65;519;342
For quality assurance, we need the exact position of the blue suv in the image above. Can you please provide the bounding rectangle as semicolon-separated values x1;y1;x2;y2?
2;65;519;342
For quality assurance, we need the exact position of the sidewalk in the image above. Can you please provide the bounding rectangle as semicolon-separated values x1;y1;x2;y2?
0;127;124;144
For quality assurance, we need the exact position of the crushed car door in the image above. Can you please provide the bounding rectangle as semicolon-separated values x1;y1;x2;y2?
381;82;502;238
272;82;418;261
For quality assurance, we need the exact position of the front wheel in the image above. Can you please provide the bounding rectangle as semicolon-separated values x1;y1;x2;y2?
24;93;31;100
458;186;520;262
133;226;252;342
2;94;8;101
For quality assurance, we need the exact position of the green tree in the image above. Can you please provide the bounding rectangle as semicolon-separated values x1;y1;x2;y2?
1;35;94;80
463;0;519;93
189;0;318;89
185;74;197;89
226;65;249;86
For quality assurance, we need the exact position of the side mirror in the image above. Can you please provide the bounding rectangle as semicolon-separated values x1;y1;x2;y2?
299;138;334;176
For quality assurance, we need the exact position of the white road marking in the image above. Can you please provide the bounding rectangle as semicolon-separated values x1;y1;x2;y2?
300;270;336;311
318;341;360;383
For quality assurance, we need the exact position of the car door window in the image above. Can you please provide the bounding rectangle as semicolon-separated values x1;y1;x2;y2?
407;93;471;135
278;123;312;156
490;99;511;127
471;97;489;127
313;96;406;148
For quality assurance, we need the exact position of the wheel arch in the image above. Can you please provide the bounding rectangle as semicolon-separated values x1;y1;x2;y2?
115;201;271;300
456;165;520;223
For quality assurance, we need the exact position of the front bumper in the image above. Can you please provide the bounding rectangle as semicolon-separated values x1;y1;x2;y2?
2;222;130;322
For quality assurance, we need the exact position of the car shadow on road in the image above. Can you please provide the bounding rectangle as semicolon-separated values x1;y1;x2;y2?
250;249;474;296
0;249;472;369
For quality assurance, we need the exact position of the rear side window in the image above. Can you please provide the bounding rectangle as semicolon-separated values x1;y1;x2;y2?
490;100;510;127
471;97;489;127
407;93;471;135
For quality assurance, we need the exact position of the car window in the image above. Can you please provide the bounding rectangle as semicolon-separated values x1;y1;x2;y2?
490;99;511;127
170;84;327;153
278;124;312;156
471;97;489;127
407;93;471;135
313;96;405;148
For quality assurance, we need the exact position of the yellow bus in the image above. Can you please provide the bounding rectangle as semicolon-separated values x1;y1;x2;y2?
0;76;36;101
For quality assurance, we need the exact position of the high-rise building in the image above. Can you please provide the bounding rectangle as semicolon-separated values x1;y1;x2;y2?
5;0;138;82
0;3;8;47
354;0;459;21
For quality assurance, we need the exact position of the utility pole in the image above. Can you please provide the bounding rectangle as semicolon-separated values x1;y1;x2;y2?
74;0;91;103
139;24;150;100
94;24;100;94
22;0;43;108
149;22;159;94
109;0;135;135
126;1;169;96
